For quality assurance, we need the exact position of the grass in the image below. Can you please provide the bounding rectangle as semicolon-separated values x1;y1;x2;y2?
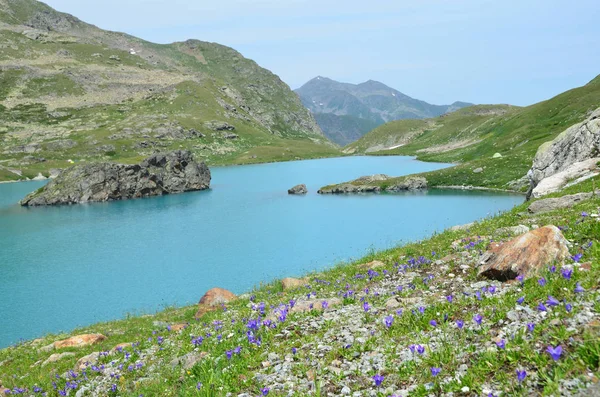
1;175;598;396
343;76;600;191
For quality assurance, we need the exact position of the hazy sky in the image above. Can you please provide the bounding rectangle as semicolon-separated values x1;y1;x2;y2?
43;0;600;106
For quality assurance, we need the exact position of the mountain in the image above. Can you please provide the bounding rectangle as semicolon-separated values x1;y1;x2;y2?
0;0;338;182
345;74;600;190
294;76;473;145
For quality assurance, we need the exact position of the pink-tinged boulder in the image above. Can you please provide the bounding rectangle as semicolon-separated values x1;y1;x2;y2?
478;225;569;281
195;288;237;318
358;260;385;270
281;277;309;290
169;323;188;332
53;334;107;349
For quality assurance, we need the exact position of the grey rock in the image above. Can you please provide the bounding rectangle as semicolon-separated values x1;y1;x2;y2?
20;150;211;206
530;108;600;189
170;351;206;370
495;225;530;236
385;177;428;192
288;184;308;195
318;184;381;194
45;139;77;151
473;167;484;173
528;192;597;214
532;158;600;198
204;121;236;131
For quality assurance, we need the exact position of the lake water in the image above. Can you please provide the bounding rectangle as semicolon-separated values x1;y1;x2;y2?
0;156;523;347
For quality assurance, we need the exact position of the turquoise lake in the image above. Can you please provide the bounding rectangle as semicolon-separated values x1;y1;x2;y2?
0;156;524;347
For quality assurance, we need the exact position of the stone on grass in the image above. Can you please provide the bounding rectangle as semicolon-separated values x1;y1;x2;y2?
170;351;208;370
495;225;530;236
195;288;237;318
75;352;100;371
478;225;569;281
52;334;107;350
41;352;75;367
281;277;308;290
358;260;385;270
528;192;596;214
289;298;342;314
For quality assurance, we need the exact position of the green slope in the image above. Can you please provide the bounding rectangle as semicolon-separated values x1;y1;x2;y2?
343;76;600;191
0;0;338;181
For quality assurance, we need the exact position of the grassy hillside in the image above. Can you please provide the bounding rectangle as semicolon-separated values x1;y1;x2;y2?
0;0;338;182
1;173;598;396
345;76;600;191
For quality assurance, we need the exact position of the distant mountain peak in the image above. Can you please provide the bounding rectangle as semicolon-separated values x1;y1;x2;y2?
295;76;473;145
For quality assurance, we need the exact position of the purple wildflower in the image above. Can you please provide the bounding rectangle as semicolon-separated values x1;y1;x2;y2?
546;296;560;307
456;319;464;329
537;303;547;312
446;295;453;303
517;296;525;304
321;300;329;309
475;291;482;301
261;387;270;396
372;374;384;387
572;253;583;262
363;302;370;312
549;265;556;273
527;323;535;332
416;345;425;355
546;345;563;361
575;283;585;293
196;382;202;390
561;268;573;280
292;347;297;354
488;286;497;294
496;339;506;349
516;274;524;284
516;369;527;382
431;367;441;376
473;314;483;325
538;277;547;286
384;315;394;328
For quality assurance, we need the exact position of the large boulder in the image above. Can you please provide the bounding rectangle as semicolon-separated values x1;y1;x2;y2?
195;288;237;318
20;150;211;206
478;226;570;281
532;158;599;198
51;334;107;350
528;192;597;214
281;277;308;290
288;184;308;195
528;108;600;198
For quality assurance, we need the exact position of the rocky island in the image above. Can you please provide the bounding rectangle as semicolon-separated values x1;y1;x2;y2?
20;150;211;206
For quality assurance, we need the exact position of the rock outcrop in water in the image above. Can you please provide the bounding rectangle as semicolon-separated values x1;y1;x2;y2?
20;151;210;206
527;108;600;198
317;176;427;194
288;184;308;195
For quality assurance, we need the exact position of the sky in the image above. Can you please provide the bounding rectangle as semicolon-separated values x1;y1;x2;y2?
42;0;600;106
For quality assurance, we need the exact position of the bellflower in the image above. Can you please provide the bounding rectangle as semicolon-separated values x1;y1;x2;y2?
565;303;573;312
546;345;563;361
496;339;506;349
527;323;535;332
538;277;547;286
446;295;453;303
431;367;441;376
261;387;270;396
416;345;425;355
537;303;547;312
384;315;394;328
473;314;483;325
372;374;384;386
574;283;585;293
517;296;525;304
572;253;583;262
516;369;527;382
546;296;560;307
429;320;437;327
363;302;370;312
561;268;573;280
456;319;464;329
